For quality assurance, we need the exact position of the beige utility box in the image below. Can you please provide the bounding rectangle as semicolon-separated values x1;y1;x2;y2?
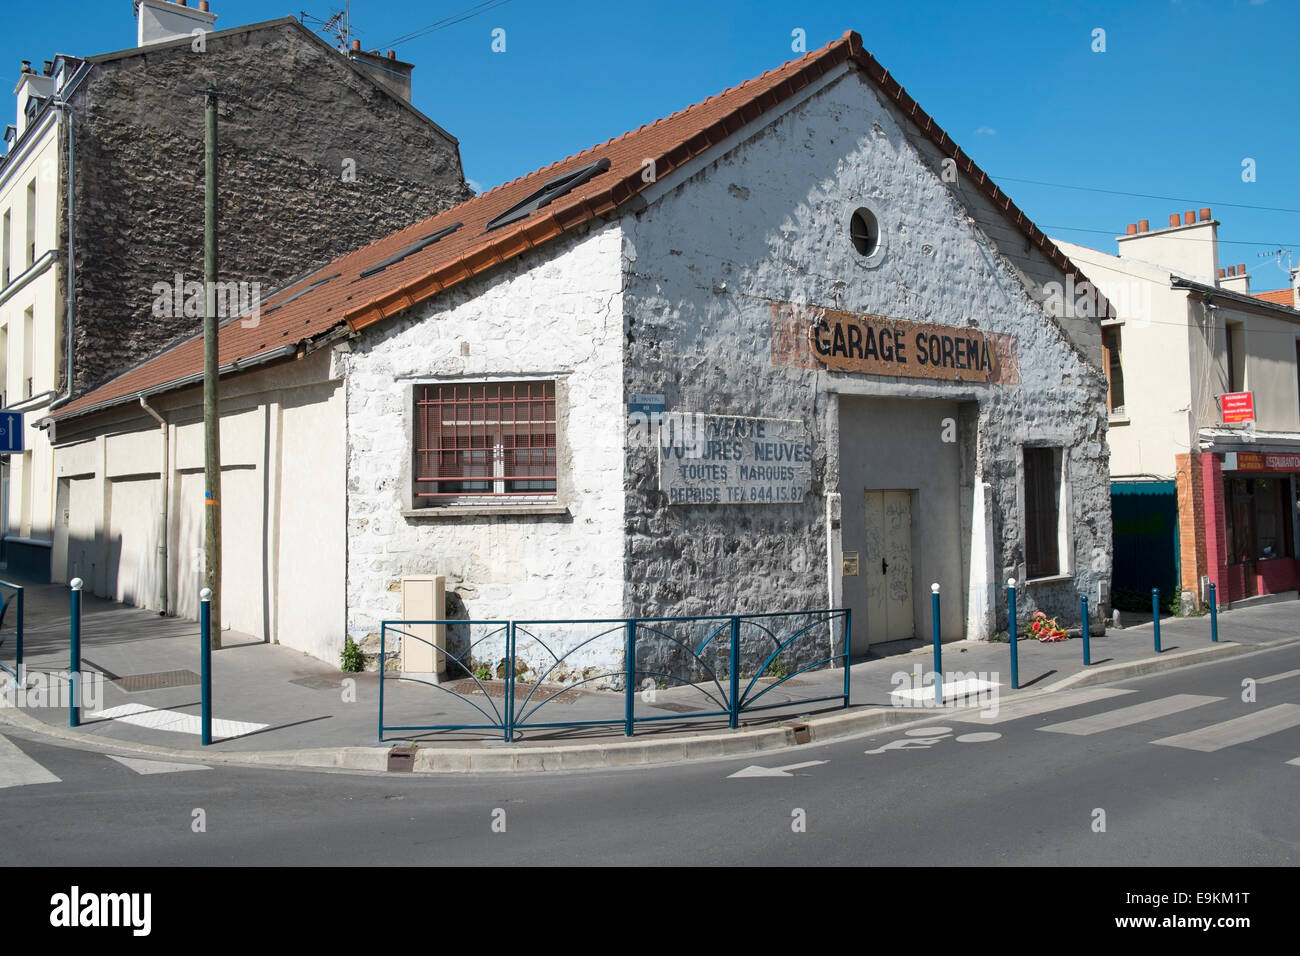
401;575;446;674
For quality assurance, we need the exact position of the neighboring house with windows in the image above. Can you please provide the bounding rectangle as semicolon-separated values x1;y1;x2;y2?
0;0;471;580
47;31;1112;668
0;60;62;573
1056;212;1300;609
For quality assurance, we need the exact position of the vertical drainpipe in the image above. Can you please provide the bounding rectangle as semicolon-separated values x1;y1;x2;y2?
139;395;169;616
49;70;85;415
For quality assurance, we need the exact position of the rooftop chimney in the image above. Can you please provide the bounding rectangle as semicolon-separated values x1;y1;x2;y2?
14;59;54;137
136;0;217;48
349;46;414;103
1117;207;1220;283
1221;263;1251;296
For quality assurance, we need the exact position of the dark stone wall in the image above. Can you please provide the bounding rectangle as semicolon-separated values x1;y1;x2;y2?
63;21;471;393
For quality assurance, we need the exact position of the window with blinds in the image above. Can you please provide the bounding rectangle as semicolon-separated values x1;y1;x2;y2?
413;381;557;502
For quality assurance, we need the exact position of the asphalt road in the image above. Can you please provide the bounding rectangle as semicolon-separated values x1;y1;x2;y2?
2;642;1297;866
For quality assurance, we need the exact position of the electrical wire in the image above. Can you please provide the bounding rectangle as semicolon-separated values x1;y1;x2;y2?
989;174;1300;216
383;0;515;49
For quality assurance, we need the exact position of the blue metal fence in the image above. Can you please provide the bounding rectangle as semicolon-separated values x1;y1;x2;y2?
379;620;513;741
0;579;24;683
377;608;850;742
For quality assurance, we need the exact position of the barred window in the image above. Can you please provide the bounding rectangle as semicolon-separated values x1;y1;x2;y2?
413;381;557;503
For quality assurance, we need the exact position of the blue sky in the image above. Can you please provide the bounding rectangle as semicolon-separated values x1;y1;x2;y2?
5;0;1296;291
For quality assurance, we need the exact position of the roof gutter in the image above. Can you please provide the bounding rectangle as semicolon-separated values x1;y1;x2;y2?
39;344;300;431
1172;276;1300;319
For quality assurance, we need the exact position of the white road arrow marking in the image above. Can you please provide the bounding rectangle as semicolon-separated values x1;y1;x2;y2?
107;755;211;775
728;759;827;778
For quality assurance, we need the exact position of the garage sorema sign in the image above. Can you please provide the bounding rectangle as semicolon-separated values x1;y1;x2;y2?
659;414;811;505
809;309;1001;383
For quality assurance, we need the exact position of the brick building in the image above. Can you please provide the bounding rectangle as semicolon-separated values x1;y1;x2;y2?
1;1;471;577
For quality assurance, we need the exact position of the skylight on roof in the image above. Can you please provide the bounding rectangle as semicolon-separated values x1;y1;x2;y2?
485;158;611;232
260;273;342;317
358;222;464;279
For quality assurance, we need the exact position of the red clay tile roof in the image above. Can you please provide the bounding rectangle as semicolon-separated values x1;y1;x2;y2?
55;29;1089;421
1254;288;1296;307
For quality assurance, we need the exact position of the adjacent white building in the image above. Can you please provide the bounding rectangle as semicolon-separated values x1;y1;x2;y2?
1055;211;1300;608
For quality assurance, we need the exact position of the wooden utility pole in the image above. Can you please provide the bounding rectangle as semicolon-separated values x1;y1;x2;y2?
203;84;222;648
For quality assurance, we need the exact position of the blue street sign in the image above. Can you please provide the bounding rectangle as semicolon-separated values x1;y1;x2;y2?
628;393;666;417
0;411;23;453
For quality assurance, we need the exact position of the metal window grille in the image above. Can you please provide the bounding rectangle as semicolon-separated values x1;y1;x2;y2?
414;381;556;501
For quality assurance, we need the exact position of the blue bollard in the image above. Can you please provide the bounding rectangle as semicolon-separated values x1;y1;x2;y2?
1206;582;1216;642
842;608;852;707
69;578;83;727
15;586;23;676
1081;594;1091;666
624;619;636;737
1008;579;1019;690
200;587;212;746
729;616;741;728
1152;588;1161;653
931;584;942;705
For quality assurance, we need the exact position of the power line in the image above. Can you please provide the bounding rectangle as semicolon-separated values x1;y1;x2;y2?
1045;224;1300;249
990;174;1300;216
384;0;515;49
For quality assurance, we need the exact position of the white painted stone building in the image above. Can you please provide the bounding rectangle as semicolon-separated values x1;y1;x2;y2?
47;32;1112;673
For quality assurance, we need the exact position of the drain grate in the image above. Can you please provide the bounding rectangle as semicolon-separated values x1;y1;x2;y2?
112;669;201;692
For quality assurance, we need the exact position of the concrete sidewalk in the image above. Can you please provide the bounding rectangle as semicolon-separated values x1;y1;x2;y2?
1;574;1297;773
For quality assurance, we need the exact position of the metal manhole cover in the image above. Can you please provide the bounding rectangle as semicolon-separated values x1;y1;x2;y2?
112;669;201;692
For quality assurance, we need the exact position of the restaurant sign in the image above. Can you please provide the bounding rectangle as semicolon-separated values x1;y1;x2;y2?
1224;452;1300;472
1220;392;1255;424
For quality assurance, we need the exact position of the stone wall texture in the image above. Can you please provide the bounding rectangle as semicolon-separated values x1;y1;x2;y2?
64;20;470;393
620;65;1111;659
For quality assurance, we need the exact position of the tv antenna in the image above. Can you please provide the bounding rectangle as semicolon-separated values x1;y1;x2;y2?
301;1;356;52
1257;248;1295;275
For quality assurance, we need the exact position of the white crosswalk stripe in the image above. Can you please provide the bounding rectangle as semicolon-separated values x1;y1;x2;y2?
88;703;266;739
1038;694;1222;736
948;687;1134;725
0;733;60;789
1152;704;1300;753
1257;669;1300;685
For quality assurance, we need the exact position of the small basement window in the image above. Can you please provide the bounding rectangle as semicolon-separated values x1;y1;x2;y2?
485;158;611;231
850;207;879;257
413;380;557;503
